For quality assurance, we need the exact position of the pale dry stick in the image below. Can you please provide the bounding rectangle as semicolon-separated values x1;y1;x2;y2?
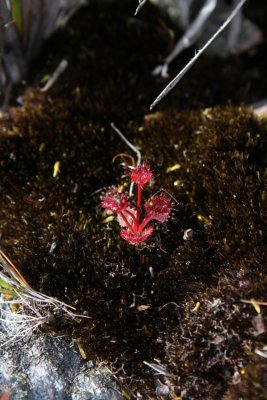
110;123;141;166
241;299;267;306
110;123;142;197
153;0;217;78
228;0;243;50
143;361;174;377
158;301;180;311
40;58;68;92
150;0;247;110
255;349;267;359
252;99;267;117
135;0;147;16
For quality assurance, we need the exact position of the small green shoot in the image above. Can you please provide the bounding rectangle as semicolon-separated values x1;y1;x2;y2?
11;0;23;36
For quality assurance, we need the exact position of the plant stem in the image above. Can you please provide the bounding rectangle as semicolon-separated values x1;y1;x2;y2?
124;209;137;225
118;212;134;233
136;185;142;229
138;215;151;232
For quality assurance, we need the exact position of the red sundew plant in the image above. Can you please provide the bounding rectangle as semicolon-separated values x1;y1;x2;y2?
101;163;171;244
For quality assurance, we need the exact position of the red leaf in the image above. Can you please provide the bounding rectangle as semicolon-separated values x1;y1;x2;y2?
120;226;154;244
130;163;152;187
101;191;129;213
145;195;171;223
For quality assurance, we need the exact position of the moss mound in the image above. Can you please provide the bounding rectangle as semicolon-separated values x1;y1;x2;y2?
0;0;267;398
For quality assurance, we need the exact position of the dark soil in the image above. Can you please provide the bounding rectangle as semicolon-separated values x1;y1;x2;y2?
0;0;267;398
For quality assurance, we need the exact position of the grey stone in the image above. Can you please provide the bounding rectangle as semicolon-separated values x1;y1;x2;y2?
0;329;123;400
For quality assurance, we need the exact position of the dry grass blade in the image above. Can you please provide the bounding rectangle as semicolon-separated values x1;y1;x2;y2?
241;299;267;306
0;250;90;347
0;250;29;288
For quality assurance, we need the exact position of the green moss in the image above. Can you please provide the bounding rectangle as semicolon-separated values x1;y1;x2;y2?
0;0;267;398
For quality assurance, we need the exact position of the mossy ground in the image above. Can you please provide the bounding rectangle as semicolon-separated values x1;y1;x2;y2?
0;0;267;398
